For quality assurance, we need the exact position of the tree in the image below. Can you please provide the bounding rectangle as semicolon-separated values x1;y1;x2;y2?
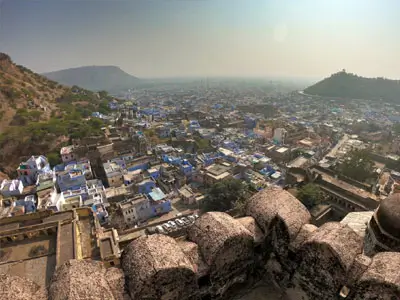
297;183;322;209
87;118;104;131
339;149;374;182
201;179;249;213
195;138;210;150
47;152;62;167
393;123;400;136
98;90;108;98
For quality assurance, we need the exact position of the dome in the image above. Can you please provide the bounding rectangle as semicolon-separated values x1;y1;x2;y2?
375;193;400;239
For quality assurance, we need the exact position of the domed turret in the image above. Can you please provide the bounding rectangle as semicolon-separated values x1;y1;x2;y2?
364;194;400;256
375;193;400;239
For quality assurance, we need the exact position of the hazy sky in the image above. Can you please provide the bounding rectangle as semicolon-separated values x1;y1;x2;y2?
1;0;400;79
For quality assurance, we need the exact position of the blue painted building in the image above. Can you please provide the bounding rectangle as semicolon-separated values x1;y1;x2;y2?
180;160;193;178
148;187;172;216
110;158;127;170
138;179;156;195
188;120;201;132
109;102;119;110
148;168;160;180
22;195;36;213
245;117;257;129
162;154;182;166
57;169;87;192
91;112;106;119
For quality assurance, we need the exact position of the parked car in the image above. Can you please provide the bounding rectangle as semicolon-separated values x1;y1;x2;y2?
181;217;190;225
156;225;166;234
193;214;199;219
175;219;185;227
187;215;196;223
176;212;183;217
167;221;177;228
162;224;173;232
145;226;157;235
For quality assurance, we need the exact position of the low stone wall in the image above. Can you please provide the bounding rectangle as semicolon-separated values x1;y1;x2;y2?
2;188;400;300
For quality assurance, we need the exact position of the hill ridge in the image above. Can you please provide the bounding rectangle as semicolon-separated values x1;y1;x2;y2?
43;65;139;92
304;71;400;102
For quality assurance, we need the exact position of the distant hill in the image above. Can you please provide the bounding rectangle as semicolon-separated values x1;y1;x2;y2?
304;71;400;102
43;65;139;92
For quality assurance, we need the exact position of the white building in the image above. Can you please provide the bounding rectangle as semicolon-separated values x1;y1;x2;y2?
0;179;24;197
273;128;287;144
17;155;50;186
60;145;77;163
119;194;151;225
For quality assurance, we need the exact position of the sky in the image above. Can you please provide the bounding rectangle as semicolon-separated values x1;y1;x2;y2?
1;0;400;79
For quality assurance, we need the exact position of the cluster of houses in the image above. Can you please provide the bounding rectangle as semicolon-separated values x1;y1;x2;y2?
0;95;336;229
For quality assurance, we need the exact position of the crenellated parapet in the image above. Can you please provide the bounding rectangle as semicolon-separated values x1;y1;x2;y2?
48;259;128;300
122;234;198;300
2;187;400;300
290;222;364;299
187;212;255;296
349;252;400;299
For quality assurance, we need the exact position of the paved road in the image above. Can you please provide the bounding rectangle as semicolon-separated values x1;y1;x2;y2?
325;134;349;158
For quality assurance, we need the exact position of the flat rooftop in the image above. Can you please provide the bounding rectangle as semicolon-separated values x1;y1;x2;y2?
312;168;377;201
288;156;308;168
206;164;231;176
206;171;231;181
340;211;374;237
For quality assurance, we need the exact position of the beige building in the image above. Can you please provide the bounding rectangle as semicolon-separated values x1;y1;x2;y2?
204;163;232;186
103;162;124;188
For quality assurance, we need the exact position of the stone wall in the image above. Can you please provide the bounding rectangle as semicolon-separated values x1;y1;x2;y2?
2;188;400;300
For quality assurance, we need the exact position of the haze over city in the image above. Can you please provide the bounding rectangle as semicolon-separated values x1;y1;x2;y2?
1;0;400;79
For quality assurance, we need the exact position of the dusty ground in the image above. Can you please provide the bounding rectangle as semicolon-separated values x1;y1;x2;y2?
77;217;95;259
0;235;57;287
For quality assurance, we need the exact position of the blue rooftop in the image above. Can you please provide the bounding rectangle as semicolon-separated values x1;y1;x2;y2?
149;187;166;202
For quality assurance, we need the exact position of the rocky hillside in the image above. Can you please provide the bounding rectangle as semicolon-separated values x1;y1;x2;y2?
43;65;139;93
0;53;114;177
0;53;67;131
304;70;400;102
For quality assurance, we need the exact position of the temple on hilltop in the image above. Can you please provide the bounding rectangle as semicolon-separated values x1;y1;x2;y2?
1;187;400;300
